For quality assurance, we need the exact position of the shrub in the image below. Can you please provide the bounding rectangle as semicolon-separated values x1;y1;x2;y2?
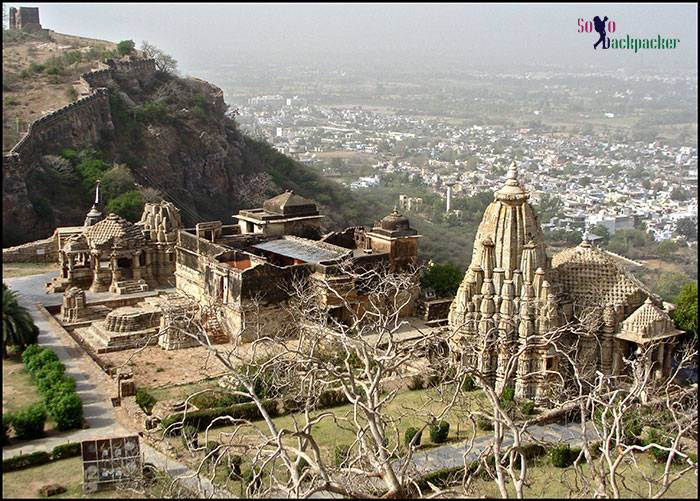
476;416;494;431
404;427;422;448
416;466;463;490
106;190;144;222
47;392;83;431
52;442;82;460
429;420;450;443
227;454;243;477
117;39;136;56
550;445;580;468
25;349;59;375
2;451;51;472
520;400;536;416
2;414;11;444
181;425;199;449
334;444;351;466
205;441;220;463
407;374;424;391
161;399;279;432
135;388;157;414
11;403;47;440
519;443;546;460
645;429;676;464
316;389;348;409
425;373;441;388
462;375;476;392
500;387;515;405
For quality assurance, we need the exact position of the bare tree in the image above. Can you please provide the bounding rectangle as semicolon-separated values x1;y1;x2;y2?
140;41;178;74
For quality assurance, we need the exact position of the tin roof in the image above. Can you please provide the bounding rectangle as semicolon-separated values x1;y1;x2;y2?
252;237;349;264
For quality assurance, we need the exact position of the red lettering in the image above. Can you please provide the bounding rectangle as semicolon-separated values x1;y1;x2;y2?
607;20;616;33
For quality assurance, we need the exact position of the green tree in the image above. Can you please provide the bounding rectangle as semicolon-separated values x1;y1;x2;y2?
670;187;690;201
654;272;694;302
675;217;697;241
421;263;464;297
657;240;679;259
589;224;610;242
101;164;135;201
106;190;144;222
116;39;136;56
673;283;697;339
2;284;39;358
533;193;564;224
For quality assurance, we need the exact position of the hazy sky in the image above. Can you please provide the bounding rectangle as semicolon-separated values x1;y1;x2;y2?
7;3;698;74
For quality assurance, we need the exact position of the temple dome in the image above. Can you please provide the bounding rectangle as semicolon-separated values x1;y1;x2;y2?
84;213;146;249
380;208;411;231
262;190;318;216
617;297;682;342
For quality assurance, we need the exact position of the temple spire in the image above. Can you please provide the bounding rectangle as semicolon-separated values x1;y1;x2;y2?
84;180;103;227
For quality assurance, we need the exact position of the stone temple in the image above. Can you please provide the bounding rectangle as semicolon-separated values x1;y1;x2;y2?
448;164;684;400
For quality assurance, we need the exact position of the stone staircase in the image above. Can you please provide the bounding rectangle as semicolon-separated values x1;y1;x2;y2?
110;279;149;295
202;314;229;344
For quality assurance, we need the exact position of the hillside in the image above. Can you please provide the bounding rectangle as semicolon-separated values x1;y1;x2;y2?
2;30;117;151
2;33;383;246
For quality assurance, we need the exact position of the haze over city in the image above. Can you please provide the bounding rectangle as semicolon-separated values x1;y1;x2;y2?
7;2;699;73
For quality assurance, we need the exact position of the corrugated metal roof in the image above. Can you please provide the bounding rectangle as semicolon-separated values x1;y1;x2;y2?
252;238;348;264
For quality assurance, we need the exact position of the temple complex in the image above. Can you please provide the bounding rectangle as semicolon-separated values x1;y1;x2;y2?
448;163;684;400
47;184;183;295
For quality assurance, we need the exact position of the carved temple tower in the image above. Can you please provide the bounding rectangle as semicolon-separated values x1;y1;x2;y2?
448;162;685;401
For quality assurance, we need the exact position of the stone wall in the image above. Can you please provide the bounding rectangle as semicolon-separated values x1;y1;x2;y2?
2;234;58;263
2;59;156;248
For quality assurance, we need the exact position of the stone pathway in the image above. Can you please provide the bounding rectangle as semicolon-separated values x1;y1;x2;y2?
3;273;228;497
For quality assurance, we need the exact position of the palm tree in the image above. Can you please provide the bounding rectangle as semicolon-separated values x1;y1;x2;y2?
2;284;39;357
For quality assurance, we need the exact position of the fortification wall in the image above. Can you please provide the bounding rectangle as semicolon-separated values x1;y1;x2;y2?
2;58;157;248
2;234;58;263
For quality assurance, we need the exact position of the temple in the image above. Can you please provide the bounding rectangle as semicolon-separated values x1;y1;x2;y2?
448;163;684;400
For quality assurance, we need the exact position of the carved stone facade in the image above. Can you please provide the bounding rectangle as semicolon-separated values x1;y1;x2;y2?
448;164;684;400
47;197;183;295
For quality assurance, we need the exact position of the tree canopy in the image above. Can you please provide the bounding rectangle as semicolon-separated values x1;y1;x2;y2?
673;282;697;340
421;262;464;297
2;284;39;357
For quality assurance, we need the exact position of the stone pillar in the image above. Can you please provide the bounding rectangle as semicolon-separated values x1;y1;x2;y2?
663;340;674;378
654;343;665;379
132;251;142;281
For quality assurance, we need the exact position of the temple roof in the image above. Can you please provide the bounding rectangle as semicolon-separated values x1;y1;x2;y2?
262;191;318;216
616;297;683;343
84;213;146;249
552;239;655;307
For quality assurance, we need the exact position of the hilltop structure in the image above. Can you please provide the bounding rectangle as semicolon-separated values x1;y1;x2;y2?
8;7;42;32
448;163;683;400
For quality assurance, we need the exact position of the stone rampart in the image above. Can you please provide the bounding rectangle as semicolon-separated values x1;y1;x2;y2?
2;234;58;263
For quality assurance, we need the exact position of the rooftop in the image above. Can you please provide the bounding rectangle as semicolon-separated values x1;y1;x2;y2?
252;236;350;264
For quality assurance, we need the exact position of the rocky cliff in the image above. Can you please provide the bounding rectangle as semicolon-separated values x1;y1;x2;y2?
3;56;380;246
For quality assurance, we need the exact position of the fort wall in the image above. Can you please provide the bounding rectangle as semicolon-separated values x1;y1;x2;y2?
2;59;157;247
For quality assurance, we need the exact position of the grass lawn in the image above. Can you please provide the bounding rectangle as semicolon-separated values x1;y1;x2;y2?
2;262;58;278
463;454;698;498
148;377;222;403
2;456;179;499
2;353;59;438
2;354;44;415
162;387;490;491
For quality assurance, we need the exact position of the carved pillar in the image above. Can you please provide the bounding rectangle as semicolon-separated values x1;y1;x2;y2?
654;343;665;379
132;251;142;281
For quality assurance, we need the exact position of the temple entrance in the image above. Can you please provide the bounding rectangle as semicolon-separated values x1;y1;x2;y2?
117;257;133;280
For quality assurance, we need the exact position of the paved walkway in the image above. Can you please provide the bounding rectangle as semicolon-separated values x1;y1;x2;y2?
3;273;228;497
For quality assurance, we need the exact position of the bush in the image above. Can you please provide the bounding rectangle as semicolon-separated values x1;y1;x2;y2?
25;349;59;375
520;443;546;460
161;399;280;432
404;427;423;448
500;387;515;406
416;466;463;490
645;429;676;464
135;388;157;414
117;39;136;56
462;375;476;392
334;444;351;466
429;420;450;443
21;344;44;365
520;400;536;416
106;190;144;222
2;451;51;472
407;374;424;391
425;373;441;388
205;441;220;463
47;392;83;431
2;414;11;445
316;389;349;409
476;416;494;431
181;425;199;449
550;445;580;468
11;403;47;440
52;442;82;460
227;454;243;477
